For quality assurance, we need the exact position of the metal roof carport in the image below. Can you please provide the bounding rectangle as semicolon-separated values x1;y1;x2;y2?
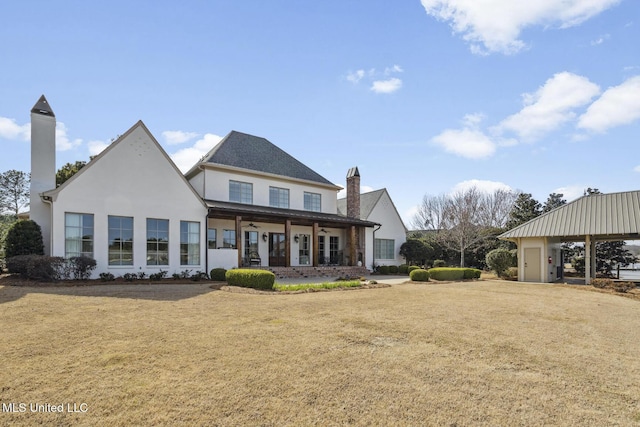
499;191;640;284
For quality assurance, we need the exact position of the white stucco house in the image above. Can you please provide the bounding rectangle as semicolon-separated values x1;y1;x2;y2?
27;95;407;278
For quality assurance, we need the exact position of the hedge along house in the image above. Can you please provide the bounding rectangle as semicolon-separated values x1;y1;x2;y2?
29;95;406;279
499;191;640;284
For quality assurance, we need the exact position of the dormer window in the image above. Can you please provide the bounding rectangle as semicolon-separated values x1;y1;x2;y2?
229;180;253;204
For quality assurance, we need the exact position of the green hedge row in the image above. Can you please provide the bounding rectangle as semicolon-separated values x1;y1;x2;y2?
409;268;430;282
225;269;275;289
427;267;481;281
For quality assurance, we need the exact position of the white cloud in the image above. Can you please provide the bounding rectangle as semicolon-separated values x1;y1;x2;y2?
497;72;600;141
634;165;640;173
347;69;365;84
577;75;640;133
451;179;512;195
170;133;223;173
552;185;585;202
591;34;610;45
162;130;199;145
0;117;30;140
431;128;496;159
87;140;110;156
347;66;404;94
55;122;82;151
370;77;403;94
420;0;621;55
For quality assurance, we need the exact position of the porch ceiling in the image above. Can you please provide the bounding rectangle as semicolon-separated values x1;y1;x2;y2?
204;199;379;229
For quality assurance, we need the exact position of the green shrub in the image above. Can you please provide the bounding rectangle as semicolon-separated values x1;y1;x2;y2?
190;270;209;281
433;259;446;268
226;269;275;290
407;265;421;274
388;265;399;274
463;268;482;279
6;255;65;281
409;268;430;282
149;270;168;281
398;264;409;274
99;272;116;282
428;267;480;281
4;220;44;258
378;265;390;275
486;248;514;277
209;268;227;281
69;256;97;280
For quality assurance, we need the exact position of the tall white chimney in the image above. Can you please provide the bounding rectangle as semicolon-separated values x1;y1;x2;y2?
30;95;56;255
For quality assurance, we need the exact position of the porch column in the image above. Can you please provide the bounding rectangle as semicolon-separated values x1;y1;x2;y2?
312;222;319;267
585;235;591;285
349;225;356;267
235;216;242;268
285;219;291;267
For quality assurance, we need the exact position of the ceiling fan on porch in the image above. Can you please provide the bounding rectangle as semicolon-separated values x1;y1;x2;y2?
245;222;260;229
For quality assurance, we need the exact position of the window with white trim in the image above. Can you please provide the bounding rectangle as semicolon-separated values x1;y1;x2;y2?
229;180;253;204
374;238;395;260
180;221;200;265
147;218;169;265
65;213;94;258
109;216;134;265
269;186;289;208
304;192;321;212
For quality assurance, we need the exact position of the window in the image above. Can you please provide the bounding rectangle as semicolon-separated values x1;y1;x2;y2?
109;216;133;265
375;239;395;260
65;213;94;258
207;228;217;249
318;235;325;265
147;218;169;265
223;229;236;248
269;186;289;208
244;231;258;258
229;180;253;204
329;236;339;264
304;192;321;212
298;234;310;265
180;221;200;265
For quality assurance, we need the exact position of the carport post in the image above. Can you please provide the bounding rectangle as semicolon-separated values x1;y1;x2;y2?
585;235;591;285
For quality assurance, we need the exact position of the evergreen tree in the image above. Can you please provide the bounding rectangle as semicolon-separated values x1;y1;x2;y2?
506;193;541;229
4;220;44;258
542;192;566;213
56;161;87;187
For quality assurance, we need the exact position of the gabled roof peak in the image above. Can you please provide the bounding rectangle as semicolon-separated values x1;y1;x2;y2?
31;95;55;117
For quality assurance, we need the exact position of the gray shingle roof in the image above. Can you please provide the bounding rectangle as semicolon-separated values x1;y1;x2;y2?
337;189;386;220
499;190;640;239
202;131;336;186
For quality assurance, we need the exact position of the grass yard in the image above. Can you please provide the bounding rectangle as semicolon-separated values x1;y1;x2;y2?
1;280;640;426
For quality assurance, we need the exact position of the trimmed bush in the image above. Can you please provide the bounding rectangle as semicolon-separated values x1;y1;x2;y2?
428;267;481;281
486;248;514;278
69;256;97;280
6;254;65;281
388;265;399;274
5;220;44;258
378;265;390;275
149;270;168;281
433;259;446;268
226;269;275;290
398;264;409;274
210;268;227;281
99;272;116;282
410;268;430;282
407;265;421;274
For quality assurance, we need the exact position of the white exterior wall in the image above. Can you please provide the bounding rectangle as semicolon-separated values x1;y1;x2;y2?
195;168;338;213
364;191;407;268
49;124;207;278
517;237;562;283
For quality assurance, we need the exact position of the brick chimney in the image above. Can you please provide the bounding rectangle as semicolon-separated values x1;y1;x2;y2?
346;166;360;219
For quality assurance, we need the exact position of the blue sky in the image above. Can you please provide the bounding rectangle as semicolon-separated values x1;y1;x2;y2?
1;0;639;226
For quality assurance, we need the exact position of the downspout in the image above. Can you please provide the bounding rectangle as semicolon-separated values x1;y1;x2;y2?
205;211;209;274
372;223;382;270
41;195;53;256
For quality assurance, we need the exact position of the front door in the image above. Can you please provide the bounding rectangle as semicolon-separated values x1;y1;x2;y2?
524;248;541;282
269;233;286;267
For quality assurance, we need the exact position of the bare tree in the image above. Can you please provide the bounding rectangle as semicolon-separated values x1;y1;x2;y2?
0;170;30;216
413;187;519;267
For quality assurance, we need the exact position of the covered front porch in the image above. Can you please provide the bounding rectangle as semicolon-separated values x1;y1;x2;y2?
204;200;378;271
